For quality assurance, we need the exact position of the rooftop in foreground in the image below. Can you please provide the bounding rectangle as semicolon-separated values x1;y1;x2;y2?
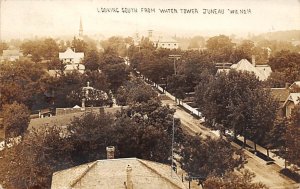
51;157;186;189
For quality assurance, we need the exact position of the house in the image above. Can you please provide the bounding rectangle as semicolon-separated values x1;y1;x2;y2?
155;37;179;50
59;48;85;73
147;30;179;50
289;81;300;91
217;58;272;81
51;157;186;189
270;87;290;117
1;49;22;62
282;93;300;117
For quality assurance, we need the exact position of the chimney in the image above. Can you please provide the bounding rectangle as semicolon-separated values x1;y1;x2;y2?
251;55;256;67
126;165;133;189
106;146;115;159
148;30;153;38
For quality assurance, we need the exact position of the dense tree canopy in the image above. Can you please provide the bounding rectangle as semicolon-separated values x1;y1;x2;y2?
206;35;235;62
180;135;245;183
0;60;47;110
285;105;300;167
0;98;184;188
204;170;268;189
267;50;300;84
1;102;30;139
21;38;59;62
115;78;157;106
197;70;278;147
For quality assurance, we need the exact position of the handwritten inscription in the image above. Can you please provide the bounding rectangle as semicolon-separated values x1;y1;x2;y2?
97;7;252;15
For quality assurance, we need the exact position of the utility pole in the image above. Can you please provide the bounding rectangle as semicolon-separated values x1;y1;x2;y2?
169;55;181;75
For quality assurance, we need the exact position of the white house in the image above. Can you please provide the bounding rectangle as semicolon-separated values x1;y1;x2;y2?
145;30;179;50
59;48;85;73
1;49;22;62
218;58;272;81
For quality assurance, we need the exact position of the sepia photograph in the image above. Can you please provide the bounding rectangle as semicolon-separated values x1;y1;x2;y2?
0;0;300;188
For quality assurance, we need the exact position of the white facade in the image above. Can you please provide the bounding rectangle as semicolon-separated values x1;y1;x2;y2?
59;48;85;73
1;50;22;62
150;36;180;50
59;48;84;64
229;59;272;81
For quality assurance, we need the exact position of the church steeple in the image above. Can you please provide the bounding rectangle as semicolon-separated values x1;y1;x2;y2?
79;17;83;37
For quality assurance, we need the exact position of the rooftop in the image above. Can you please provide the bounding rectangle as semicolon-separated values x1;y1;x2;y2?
283;93;300;107
51;158;186;189
230;59;272;81
59;48;84;60
270;88;290;103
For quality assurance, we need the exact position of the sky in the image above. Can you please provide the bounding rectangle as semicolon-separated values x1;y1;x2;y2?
1;0;300;40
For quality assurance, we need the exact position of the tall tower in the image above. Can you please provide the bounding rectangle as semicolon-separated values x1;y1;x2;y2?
79;17;83;37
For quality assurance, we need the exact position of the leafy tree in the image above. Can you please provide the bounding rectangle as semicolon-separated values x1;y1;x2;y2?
58;39;67;51
138;48;174;83
0;127;74;189
198;70;278;147
1;102;30;139
194;69;215;112
268;50;300;84
100;36;132;57
0;42;8;55
206;35;235;62
115;79;157;106
42;38;59;61
265;71;287;88
265;117;288;162
180;135;245;183
0;60;47;109
167;74;188;100
285;105;300;167
67;112;115;163
20;40;43;62
204;169;268;189
103;63;129;92
83;49;101;71
180;50;216;90
230;40;254;63
71;37;88;53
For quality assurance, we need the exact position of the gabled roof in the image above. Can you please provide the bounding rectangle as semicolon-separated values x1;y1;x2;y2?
230;59;272;81
289;81;300;89
283;93;300;107
59;48;84;60
270;88;290;104
51;158;186;189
